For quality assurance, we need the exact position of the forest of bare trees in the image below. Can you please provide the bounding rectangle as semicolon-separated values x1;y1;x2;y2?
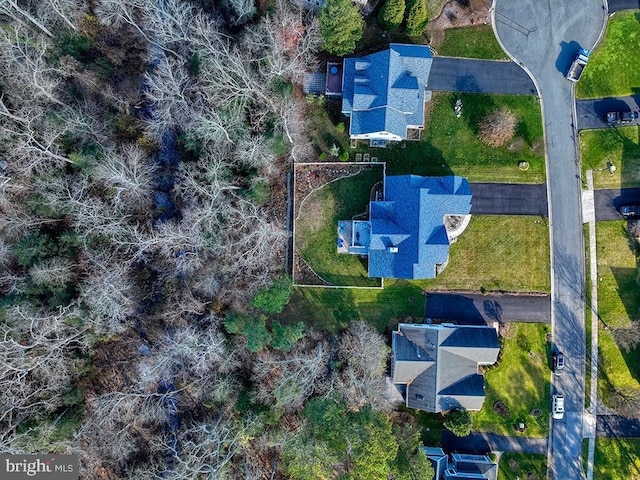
0;0;433;477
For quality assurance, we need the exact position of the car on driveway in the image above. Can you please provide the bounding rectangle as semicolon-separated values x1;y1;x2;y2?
552;351;565;374
620;205;640;218
605;111;639;125
552;394;565;420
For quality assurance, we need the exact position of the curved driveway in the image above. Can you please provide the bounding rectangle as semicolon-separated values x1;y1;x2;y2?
493;1;606;479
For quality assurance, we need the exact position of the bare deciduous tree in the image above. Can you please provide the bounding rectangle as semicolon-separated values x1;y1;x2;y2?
336;321;391;411
479;108;517;147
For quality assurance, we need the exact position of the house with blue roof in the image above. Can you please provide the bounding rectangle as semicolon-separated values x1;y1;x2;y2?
342;44;433;145
337;175;472;280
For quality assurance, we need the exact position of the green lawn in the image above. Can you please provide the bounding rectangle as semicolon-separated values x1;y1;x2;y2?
595;221;640;408
579;126;640;189
371;93;545;183
594;439;640;479
295;168;383;287
280;215;550;332
437;25;508;60
576;11;640;99
473;323;551;438
498;452;547;480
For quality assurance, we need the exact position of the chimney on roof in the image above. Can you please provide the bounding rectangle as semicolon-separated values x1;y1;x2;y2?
387;246;398;253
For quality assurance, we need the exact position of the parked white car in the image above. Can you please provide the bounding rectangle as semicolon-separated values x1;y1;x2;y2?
552;394;565;420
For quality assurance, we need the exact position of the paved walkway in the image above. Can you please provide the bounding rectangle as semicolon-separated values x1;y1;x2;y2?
442;431;548;454
425;292;551;325
470;183;548;216
583;170;600;480
428;57;537;95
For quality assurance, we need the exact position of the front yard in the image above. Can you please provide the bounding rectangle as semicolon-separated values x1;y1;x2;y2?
473;323;551;438
595;220;640;410
437;24;508;60
576;10;640;99
306;92;545;183
580;126;640;189
498;452;547;480
594;439;640;479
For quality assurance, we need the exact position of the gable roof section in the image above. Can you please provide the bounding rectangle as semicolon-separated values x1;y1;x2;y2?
392;323;499;413
342;44;433;138
368;175;472;279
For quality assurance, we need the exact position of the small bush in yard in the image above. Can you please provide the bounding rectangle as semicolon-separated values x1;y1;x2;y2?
443;409;472;437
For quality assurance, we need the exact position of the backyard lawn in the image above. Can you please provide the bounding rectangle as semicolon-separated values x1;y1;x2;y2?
437;25;508;60
595;220;640;408
294;167;383;287
594;439;640;480
281;215;550;331
473;323;551;438
580;126;640;189
576;11;640;99
498;452;547;480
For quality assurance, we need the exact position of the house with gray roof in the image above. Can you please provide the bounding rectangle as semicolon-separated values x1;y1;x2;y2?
341;44;433;144
337;175;472;280
422;448;498;480
392;323;499;413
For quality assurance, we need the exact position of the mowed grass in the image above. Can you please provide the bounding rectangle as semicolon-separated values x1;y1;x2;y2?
294;168;383;287
437;25;508;60
579;126;640;189
576;11;640;99
371;92;545;183
594;439;640;480
498;453;547;480
473;323;551;438
280;216;550;332
595;221;640;407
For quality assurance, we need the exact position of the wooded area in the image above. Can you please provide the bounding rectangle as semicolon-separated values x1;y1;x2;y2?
0;0;433;477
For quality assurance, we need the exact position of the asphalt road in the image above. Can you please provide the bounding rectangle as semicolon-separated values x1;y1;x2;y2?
597;415;640;438
594;188;640;221
576;95;640;130
442;431;548;454
470;183;548;216
493;0;605;477
425;293;551;325
608;0;640;11
427;57;537;95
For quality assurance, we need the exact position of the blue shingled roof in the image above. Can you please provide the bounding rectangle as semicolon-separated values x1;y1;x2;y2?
342;44;433;139
368;175;472;279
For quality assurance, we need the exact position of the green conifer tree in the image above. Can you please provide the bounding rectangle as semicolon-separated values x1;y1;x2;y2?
319;0;364;56
405;0;428;37
378;0;406;31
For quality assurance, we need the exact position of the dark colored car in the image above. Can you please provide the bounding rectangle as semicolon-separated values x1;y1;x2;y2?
552;352;565;374
605;111;639;125
620;205;640;218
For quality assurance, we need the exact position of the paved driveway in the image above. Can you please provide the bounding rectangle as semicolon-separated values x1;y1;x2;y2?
576;96;640;130
470;183;548;216
428;57;537;95
425;293;551;325
594;188;640;221
442;431;548;454
493;0;605;477
608;0;640;11
597;415;640;438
